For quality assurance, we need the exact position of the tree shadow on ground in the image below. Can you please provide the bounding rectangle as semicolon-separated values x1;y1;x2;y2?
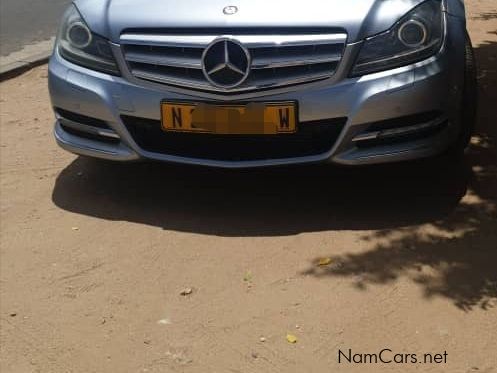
52;40;496;310
303;40;497;311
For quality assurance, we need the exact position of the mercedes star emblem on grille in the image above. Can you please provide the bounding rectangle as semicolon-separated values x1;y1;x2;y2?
223;6;238;15
202;38;251;89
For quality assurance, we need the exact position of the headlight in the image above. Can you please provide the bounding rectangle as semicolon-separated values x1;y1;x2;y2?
351;0;444;77
57;5;120;75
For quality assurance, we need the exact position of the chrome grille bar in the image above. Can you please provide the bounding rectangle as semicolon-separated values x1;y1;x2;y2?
251;54;342;69
120;33;347;48
131;69;335;93
125;51;202;69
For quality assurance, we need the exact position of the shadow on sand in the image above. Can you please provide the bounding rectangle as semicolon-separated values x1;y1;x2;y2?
52;40;497;311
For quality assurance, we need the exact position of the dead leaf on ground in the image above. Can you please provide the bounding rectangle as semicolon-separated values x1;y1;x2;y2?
317;257;332;266
243;271;253;282
286;334;298;344
180;288;193;296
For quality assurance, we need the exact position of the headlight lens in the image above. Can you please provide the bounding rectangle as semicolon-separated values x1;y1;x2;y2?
351;0;444;77
57;5;120;75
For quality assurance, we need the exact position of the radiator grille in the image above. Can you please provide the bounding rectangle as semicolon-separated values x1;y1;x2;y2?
120;30;347;93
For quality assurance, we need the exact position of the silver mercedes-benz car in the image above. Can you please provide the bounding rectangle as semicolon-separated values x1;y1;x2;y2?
49;0;476;168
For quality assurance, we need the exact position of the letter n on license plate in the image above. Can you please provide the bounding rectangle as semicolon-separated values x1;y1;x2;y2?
161;101;297;135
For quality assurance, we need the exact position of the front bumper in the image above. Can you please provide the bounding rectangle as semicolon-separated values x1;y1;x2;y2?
49;21;466;168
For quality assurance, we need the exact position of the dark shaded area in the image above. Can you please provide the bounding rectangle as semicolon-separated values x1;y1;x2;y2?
52;40;496;309
52;154;470;236
303;40;497;311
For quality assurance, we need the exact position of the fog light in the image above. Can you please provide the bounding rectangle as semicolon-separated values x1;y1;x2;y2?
398;20;428;47
67;22;92;48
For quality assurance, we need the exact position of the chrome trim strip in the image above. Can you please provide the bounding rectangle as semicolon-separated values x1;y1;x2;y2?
121;34;217;47
352;117;448;142
352;131;380;142
120;33;348;48
58;117;121;139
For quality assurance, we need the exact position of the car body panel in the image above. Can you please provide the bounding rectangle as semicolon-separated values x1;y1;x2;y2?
75;0;425;43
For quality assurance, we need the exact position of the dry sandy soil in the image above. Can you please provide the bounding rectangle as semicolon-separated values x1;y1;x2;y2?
1;3;497;373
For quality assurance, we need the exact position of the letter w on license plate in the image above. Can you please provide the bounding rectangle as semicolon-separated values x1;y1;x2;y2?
161;102;297;135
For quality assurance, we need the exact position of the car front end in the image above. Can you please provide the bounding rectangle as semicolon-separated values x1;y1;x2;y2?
49;0;470;168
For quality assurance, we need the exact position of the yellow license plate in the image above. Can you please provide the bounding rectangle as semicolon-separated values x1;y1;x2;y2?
161;101;297;135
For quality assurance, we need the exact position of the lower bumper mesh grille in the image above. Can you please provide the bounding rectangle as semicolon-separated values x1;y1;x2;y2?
122;116;346;161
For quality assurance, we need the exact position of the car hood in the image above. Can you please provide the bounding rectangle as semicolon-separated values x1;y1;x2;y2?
76;0;425;43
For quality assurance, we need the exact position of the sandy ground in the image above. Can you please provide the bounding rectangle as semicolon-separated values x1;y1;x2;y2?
1;3;497;373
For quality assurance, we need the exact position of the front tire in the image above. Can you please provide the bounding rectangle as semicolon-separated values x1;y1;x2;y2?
448;30;478;155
